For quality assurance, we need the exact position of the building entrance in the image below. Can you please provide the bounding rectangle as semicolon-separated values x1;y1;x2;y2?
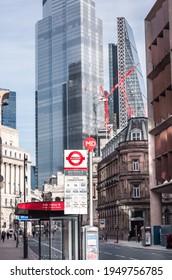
130;220;143;238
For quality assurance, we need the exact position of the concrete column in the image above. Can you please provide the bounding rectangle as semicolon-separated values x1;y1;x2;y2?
6;163;10;195
10;164;14;195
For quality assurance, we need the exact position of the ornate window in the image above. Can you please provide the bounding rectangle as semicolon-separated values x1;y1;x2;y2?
133;184;140;198
131;129;141;140
132;159;139;171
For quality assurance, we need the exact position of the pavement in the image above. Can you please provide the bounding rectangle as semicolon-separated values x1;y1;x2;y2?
0;236;38;260
106;239;170;251
0;237;171;260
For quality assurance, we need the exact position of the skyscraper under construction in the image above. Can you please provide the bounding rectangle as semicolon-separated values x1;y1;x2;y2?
117;17;145;129
109;18;146;131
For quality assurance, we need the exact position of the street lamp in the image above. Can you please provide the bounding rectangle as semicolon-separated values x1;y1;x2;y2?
23;153;28;258
0;174;4;235
115;200;120;243
0;90;9;235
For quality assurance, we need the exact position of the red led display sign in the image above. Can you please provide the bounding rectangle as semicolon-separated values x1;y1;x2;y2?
17;201;64;211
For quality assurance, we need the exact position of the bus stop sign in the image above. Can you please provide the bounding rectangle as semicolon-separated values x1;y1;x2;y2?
84;137;96;152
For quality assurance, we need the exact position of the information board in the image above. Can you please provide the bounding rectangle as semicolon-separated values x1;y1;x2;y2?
64;175;87;214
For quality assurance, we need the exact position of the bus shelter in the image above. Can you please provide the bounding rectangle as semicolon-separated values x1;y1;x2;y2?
15;201;82;260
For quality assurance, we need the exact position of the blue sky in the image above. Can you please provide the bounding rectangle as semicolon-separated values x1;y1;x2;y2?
0;0;156;164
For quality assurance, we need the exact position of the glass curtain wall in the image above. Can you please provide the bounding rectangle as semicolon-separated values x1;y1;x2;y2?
117;17;145;129
35;0;104;188
2;91;16;129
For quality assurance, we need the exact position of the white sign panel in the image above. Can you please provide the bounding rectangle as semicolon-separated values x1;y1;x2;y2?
64;175;87;214
64;150;87;170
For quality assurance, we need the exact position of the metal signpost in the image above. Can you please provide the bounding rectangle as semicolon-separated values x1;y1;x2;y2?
23;153;28;259
84;137;96;227
82;137;99;260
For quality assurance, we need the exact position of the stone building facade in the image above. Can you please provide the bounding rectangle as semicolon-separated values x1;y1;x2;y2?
97;117;150;240
0;125;31;231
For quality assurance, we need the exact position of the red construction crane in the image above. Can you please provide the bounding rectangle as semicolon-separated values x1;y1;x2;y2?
100;64;138;133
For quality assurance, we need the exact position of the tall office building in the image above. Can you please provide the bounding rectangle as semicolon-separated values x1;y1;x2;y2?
117;17;145;129
2;91;16;129
35;0;104;188
108;44;119;132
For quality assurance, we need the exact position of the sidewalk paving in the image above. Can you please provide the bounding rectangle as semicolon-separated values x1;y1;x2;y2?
106;239;171;251
0;237;38;260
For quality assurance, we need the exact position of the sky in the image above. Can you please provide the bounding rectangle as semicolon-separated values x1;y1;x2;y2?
0;0;156;165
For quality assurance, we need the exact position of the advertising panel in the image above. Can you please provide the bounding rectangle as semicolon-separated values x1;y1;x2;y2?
86;230;98;260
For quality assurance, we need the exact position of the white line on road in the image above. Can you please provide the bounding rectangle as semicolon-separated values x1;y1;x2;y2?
32;238;62;253
115;255;125;258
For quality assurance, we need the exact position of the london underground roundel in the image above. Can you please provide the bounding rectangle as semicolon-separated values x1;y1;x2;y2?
64;150;87;170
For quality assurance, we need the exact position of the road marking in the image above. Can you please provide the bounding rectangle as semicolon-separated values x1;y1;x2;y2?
104;252;112;255
115;254;125;258
31;238;62;253
130;257;138;260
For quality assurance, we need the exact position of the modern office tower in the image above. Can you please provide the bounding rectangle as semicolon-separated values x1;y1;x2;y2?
117;17;145;129
145;0;172;227
1;91;16;129
35;0;104;188
108;44;119;132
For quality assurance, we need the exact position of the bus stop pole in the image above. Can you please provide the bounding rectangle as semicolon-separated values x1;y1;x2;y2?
23;153;28;259
89;150;93;227
39;220;41;260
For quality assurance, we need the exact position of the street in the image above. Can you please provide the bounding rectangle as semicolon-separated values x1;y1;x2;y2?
99;242;172;260
28;237;172;260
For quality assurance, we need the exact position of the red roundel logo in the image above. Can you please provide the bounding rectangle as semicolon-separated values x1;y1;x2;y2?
84;137;96;152
66;151;85;166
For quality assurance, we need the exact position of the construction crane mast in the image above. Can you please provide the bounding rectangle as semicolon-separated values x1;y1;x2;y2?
100;64;138;135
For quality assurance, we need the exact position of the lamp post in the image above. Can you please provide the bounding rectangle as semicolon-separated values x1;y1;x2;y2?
0;90;9;235
0;135;3;234
23;153;28;258
115;200;120;243
0;175;4;235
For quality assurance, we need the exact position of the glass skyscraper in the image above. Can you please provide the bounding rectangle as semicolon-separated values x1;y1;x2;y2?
2;91;16;129
108;44;119;132
35;0;104;188
117;17;145;129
